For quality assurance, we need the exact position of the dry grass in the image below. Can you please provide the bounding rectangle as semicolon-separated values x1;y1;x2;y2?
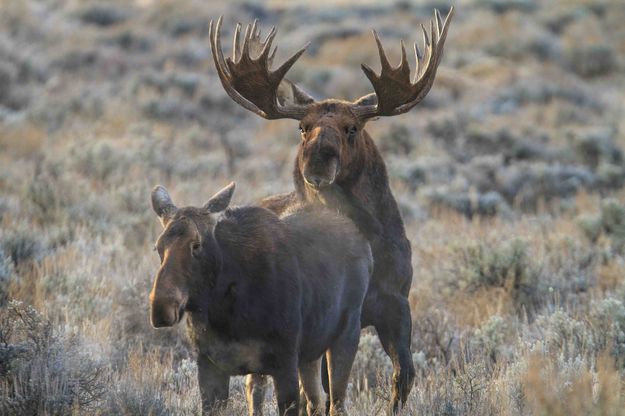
1;0;625;414
521;352;625;416
0;124;45;158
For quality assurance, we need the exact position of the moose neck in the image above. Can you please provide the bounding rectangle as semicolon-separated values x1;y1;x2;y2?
187;238;243;338
197;207;295;336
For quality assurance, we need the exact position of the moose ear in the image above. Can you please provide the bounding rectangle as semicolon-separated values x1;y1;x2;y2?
151;185;177;226
204;182;236;213
352;93;378;107
277;79;316;106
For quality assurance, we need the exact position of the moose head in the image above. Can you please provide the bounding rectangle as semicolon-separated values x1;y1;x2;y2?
209;8;454;189
149;183;235;328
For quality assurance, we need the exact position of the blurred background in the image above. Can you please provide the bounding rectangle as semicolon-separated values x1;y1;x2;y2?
1;0;625;414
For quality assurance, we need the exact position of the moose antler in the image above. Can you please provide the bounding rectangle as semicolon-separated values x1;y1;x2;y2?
209;17;312;120
352;7;454;120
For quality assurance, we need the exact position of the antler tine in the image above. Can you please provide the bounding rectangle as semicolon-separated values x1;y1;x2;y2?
251;19;259;38
373;30;392;71
273;43;310;82
435;9;443;35
237;18;275;64
418;23;432;80
210;17;266;117
399;40;407;67
362;32;412;87
413;41;421;80
353;6;454;120
268;46;277;68
400;7;454;110
258;27;277;64
211;17;229;78
398;40;411;79
242;22;252;57
209;17;311;120
421;24;429;48
232;23;241;62
250;24;275;63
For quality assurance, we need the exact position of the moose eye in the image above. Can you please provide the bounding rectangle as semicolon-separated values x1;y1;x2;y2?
191;241;201;255
345;126;357;136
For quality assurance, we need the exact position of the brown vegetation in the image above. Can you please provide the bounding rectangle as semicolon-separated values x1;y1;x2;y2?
1;0;625;415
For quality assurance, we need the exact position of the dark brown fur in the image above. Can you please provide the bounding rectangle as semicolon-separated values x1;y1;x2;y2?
259;101;415;414
210;11;454;412
149;184;372;416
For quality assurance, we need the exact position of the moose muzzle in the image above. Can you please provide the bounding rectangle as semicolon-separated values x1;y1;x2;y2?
302;129;341;189
150;297;185;328
149;279;187;328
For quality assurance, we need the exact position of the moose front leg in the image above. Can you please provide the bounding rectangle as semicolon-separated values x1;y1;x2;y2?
197;354;230;415
272;358;300;416
374;294;416;415
299;358;324;415
326;319;360;416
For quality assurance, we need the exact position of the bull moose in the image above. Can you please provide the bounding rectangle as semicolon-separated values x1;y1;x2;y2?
209;7;454;414
149;182;373;415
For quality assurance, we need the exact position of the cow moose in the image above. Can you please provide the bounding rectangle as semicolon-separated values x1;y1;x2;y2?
209;7;454;414
149;182;373;415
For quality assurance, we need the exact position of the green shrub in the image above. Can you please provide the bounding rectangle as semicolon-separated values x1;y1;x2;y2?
0;248;14;305
589;298;625;358
351;332;392;393
471;315;514;365
452;239;541;313
577;199;625;250
0;226;45;267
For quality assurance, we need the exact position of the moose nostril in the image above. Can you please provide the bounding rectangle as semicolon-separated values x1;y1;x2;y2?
304;172;326;189
151;313;169;328
151;302;179;328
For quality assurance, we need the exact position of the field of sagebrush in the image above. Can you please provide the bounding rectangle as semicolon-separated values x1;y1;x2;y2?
1;0;625;414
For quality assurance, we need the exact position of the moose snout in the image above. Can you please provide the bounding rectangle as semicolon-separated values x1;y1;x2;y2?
302;151;339;190
305;174;328;189
303;163;338;189
149;268;187;328
150;299;185;328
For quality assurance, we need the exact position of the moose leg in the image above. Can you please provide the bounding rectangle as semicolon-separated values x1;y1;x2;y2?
299;358;324;415
245;374;268;416
321;355;330;415
272;359;300;416
326;322;360;416
197;354;230;415
298;382;308;416
374;294;415;415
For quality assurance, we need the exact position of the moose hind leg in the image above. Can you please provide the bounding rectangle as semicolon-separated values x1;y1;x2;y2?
299;358;324;415
374;293;415;415
298;382;307;416
321;355;330;415
326;321;360;415
246;374;269;416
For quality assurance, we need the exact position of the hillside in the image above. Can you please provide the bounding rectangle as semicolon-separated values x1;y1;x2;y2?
1;0;625;414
